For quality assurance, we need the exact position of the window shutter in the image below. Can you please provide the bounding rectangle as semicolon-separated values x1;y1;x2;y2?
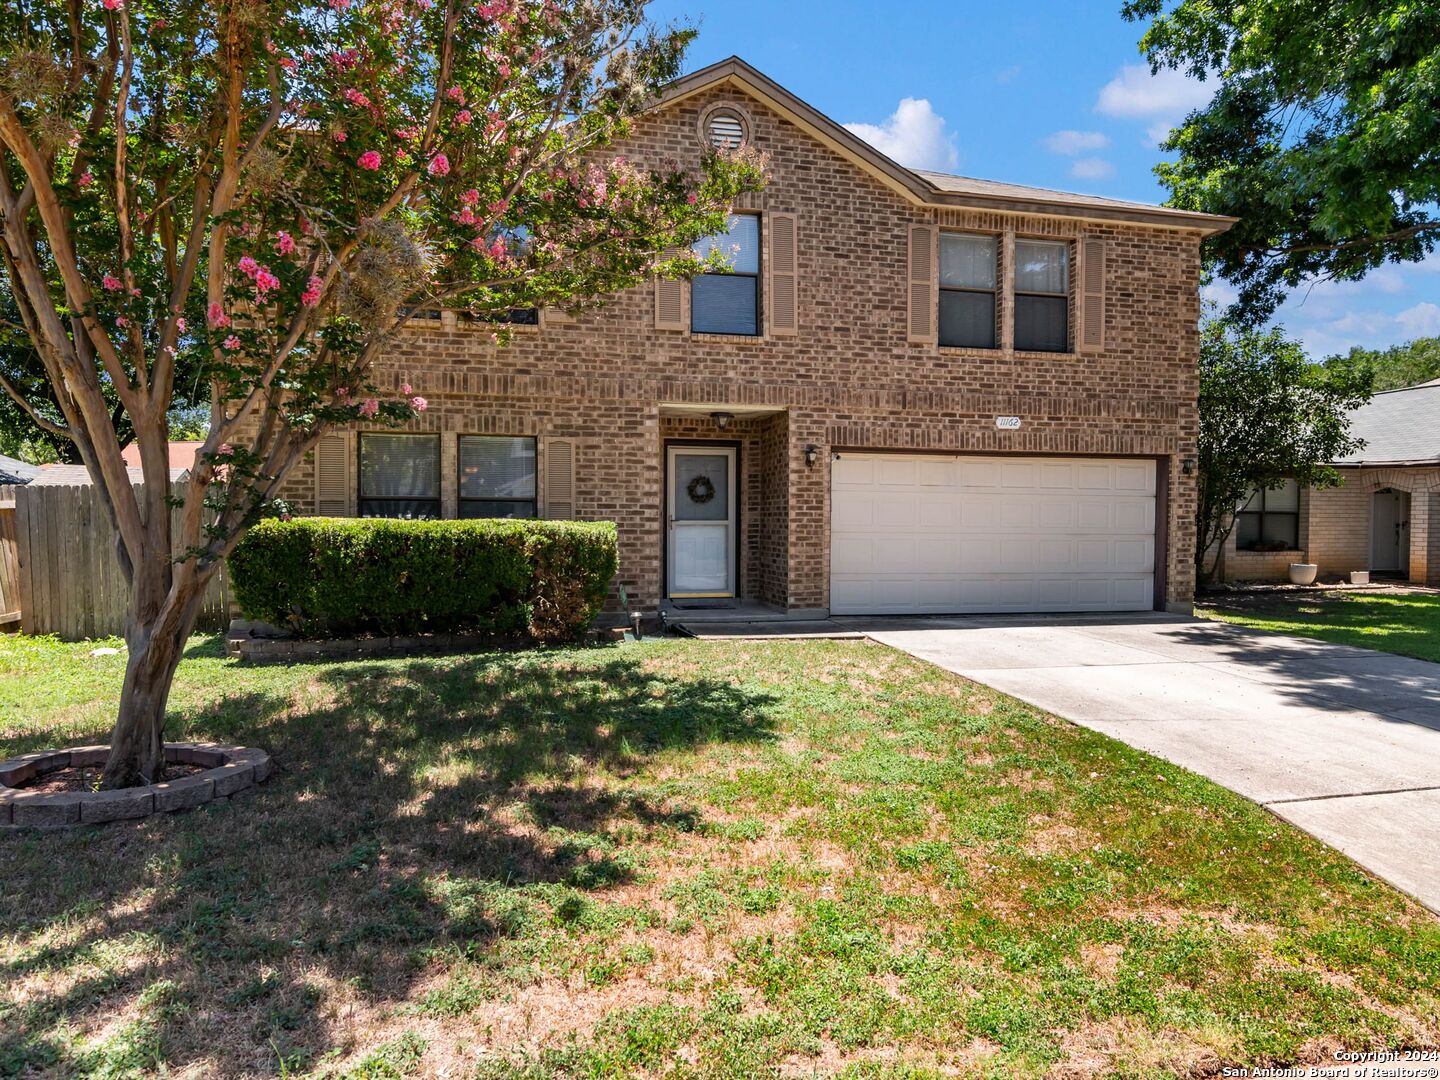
654;248;685;331
1081;236;1106;352
768;213;798;336
315;433;349;517
543;438;575;519
907;224;937;344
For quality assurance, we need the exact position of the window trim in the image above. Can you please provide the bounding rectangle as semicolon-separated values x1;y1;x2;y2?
1012;237;1071;354
457;434;538;519
691;211;762;338
937;231;999;350
1236;481;1301;552
357;431;442;520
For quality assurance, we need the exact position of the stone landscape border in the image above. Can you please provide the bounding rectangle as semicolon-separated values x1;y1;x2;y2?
0;743;272;827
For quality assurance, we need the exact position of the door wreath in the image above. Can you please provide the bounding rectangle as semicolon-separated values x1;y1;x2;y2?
686;474;717;504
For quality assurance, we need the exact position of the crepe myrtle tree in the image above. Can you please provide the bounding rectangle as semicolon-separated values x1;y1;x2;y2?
0;0;765;788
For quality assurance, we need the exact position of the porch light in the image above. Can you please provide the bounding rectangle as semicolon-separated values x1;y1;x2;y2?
710;411;734;431
804;444;819;468
1182;457;1196;476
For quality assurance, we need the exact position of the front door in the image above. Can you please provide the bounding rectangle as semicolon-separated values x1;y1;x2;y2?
1371;489;1411;574
667;446;736;598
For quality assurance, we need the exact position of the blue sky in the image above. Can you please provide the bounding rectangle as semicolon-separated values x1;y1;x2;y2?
649;0;1440;358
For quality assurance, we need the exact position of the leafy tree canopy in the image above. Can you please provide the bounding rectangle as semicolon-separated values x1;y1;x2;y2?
1197;318;1372;580
0;0;763;787
1321;335;1440;393
1124;0;1440;324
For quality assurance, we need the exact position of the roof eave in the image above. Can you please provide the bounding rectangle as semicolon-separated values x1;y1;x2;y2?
655;57;1238;235
1332;459;1440;468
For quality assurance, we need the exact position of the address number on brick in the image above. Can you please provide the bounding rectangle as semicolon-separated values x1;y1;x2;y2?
994;416;1022;430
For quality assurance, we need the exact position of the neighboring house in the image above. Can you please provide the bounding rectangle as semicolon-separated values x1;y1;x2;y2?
276;57;1234;617
0;454;41;487
1219;378;1440;586
120;439;205;474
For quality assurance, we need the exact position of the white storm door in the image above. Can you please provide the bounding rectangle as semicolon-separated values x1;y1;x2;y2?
667;446;736;597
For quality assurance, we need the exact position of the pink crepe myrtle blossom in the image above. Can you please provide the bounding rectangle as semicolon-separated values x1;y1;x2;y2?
275;231;296;255
301;276;323;307
343;88;371;109
455;109;473;127
333;130;348;142
222;335;241;350
175;317;187;333
357;150;382;170
207;302;230;328
461;188;480;206
253;268;280;296
400;383;413;394
427;153;450;176
409;396;428;412
358;398;380;418
102;0;123;9
238;255;258;277
102;274;122;291
446;85;465;103
116;316;130;327
336;387;349;397
77;170;94;187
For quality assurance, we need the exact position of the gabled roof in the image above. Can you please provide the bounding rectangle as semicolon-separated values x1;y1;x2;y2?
0;453;41;486
658;57;1236;235
1332;380;1440;466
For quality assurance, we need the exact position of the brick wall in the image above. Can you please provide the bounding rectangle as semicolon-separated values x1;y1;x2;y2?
274;83;1206;612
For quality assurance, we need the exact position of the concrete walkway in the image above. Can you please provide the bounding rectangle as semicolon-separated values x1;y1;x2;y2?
861;613;1440;914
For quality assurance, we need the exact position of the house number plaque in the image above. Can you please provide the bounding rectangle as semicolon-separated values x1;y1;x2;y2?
995;416;1022;430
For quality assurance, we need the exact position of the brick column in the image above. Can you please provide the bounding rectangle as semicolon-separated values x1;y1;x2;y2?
1413;489;1437;586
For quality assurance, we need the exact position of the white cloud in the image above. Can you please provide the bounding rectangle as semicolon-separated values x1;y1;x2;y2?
1043;130;1110;155
1096;64;1213;119
844;98;959;172
1396;302;1440;337
1070;157;1115;181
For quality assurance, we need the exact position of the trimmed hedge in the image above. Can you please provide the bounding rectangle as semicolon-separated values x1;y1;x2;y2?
228;517;618;641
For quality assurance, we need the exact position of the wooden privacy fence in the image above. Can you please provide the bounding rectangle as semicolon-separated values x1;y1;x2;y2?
0;494;20;629
4;480;232;640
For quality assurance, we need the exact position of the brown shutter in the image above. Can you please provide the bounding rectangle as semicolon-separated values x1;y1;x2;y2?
768;213;798;336
314;432;349;516
907;224;937;344
654;248;685;331
543;438;575;519
1080;236;1106;352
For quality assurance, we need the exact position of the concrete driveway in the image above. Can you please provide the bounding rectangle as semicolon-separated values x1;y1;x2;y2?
865;613;1440;914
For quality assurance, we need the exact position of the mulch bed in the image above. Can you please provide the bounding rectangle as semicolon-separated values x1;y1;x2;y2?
16;762;207;794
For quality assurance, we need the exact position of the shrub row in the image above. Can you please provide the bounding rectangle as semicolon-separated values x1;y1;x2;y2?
228;517;618;642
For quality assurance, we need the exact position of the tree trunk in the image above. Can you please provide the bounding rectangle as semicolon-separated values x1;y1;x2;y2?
100;573;210;789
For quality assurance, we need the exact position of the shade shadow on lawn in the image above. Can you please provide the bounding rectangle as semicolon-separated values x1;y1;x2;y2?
0;646;777;1078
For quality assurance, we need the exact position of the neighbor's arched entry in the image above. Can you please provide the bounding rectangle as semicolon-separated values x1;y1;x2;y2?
1370;488;1411;576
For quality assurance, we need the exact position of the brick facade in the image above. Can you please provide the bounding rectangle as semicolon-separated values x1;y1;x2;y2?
1219;468;1440;586
276;71;1215;615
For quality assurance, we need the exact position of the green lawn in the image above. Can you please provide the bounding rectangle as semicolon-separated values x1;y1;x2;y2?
1;633;1437;1079
1198;589;1440;662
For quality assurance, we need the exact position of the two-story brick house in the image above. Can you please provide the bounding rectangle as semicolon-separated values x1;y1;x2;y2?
279;57;1234;619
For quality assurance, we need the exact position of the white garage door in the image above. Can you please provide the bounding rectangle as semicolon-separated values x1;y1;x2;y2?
830;453;1156;615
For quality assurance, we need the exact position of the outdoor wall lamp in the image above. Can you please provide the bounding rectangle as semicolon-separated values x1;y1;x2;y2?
1182;457;1196;476
710;411;734;431
804;444;819;468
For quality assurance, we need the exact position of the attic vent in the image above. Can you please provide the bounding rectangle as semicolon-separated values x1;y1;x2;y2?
706;110;746;150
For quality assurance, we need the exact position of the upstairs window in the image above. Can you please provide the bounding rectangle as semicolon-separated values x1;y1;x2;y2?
358;433;440;519
1236;480;1300;551
1014;239;1069;352
938;233;997;349
691;214;761;336
458;435;537;518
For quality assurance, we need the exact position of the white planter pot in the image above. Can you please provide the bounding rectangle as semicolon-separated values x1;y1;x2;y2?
1288;563;1319;586
1350;570;1370;585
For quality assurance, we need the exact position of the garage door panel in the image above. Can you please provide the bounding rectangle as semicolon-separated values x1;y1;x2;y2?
831;453;1158;615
